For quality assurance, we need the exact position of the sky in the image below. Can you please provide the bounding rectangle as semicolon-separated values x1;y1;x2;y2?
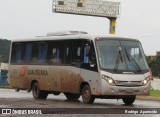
0;0;160;56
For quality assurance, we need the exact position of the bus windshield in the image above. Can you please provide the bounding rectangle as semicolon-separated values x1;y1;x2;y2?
96;39;149;72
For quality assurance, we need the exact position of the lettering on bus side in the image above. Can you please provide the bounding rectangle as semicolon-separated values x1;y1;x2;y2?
19;66;48;77
27;69;48;75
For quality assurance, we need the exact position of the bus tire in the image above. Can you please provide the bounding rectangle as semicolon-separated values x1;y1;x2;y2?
64;93;80;101
122;96;136;105
32;82;48;99
82;85;95;104
40;91;48;99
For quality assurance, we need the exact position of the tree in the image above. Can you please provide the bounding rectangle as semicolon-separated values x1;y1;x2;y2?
147;56;160;77
156;56;160;77
0;39;11;63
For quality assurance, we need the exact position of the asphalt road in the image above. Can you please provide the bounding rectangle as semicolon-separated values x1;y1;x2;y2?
0;88;160;117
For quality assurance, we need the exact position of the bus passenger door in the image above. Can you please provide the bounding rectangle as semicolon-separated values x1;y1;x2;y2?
80;40;100;95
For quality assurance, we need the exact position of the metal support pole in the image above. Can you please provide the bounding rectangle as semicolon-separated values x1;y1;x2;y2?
109;18;117;34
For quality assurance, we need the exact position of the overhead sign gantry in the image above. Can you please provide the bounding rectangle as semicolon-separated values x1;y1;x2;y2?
52;0;120;34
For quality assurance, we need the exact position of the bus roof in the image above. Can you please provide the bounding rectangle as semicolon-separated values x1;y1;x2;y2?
11;31;139;42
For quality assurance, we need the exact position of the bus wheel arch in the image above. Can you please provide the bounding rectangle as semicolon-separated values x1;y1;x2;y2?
80;82;89;93
31;80;37;90
53;91;61;96
80;82;95;104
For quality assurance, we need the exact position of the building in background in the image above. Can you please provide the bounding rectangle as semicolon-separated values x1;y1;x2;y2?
0;63;9;86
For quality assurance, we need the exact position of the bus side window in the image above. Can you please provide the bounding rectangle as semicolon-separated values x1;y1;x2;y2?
81;40;98;72
49;48;61;64
83;45;90;63
11;43;25;64
16;44;22;63
72;40;82;65
48;41;65;65
25;43;32;63
38;42;48;63
83;40;96;64
88;42;96;64
32;42;39;63
64;40;72;64
15;43;25;64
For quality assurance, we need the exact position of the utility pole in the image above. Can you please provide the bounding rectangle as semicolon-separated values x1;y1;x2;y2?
109;18;116;34
52;0;120;34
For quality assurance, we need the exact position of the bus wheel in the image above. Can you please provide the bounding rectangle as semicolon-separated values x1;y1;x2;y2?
40;91;48;99
32;82;48;99
64;93;80;101
122;96;136;105
82;85;95;104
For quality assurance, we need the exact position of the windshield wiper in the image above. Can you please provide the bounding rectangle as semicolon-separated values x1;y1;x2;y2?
124;47;142;72
114;50;123;72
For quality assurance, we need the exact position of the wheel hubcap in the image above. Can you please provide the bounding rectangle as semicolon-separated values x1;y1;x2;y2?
84;89;90;98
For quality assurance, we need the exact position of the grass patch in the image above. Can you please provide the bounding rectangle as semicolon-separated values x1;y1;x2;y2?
150;90;160;96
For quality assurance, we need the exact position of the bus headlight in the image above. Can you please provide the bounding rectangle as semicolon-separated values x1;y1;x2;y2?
102;75;116;86
108;78;114;84
142;77;150;86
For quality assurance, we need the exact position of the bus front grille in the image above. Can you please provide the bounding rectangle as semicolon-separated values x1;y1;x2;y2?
115;80;142;87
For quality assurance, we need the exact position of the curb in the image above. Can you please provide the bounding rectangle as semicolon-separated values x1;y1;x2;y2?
136;96;160;101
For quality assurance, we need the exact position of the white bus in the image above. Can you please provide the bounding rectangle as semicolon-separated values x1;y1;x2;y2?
9;31;151;105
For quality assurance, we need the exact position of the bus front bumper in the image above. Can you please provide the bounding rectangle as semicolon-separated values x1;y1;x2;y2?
101;81;151;96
